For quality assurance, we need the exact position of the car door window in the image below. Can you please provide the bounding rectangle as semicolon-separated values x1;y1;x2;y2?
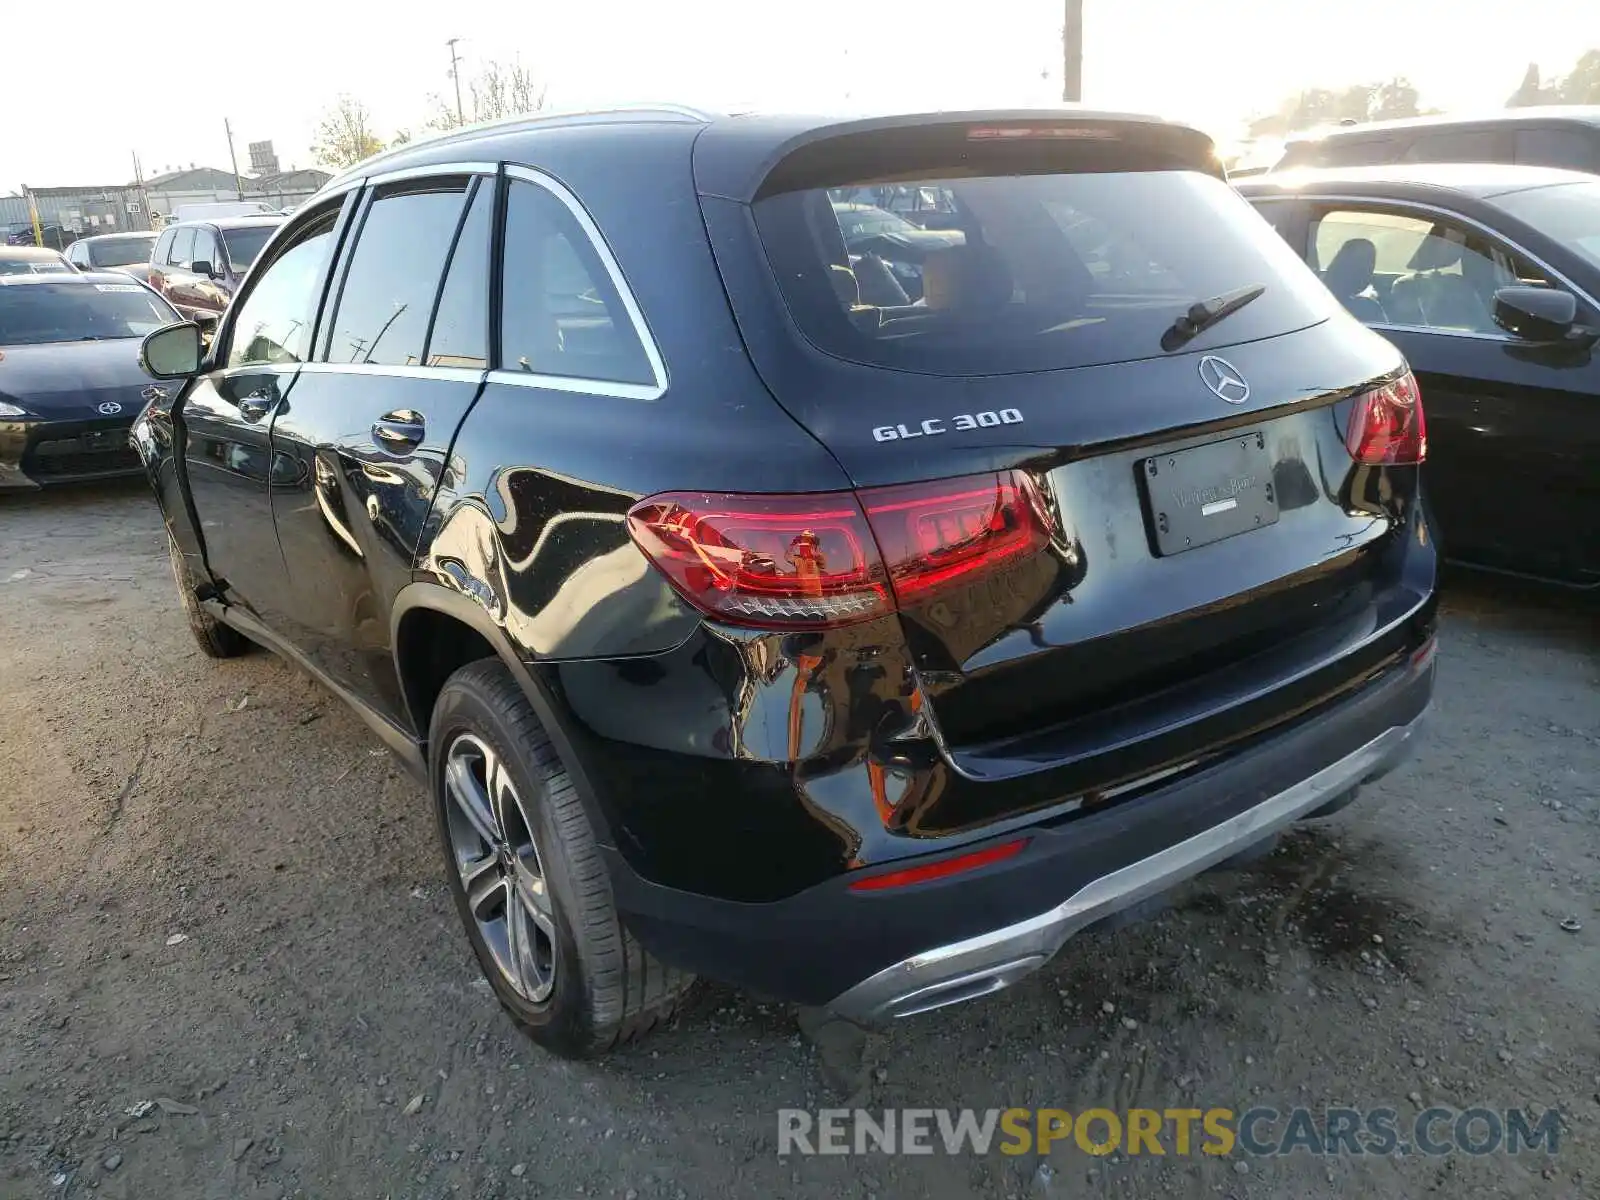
167;228;195;268
422;180;491;369
152;228;174;264
67;242;88;268
323;183;468;366
225;211;340;368
1401;129;1508;164
191;228;220;271
499;178;654;385
1514;129;1598;172
1310;207;1510;333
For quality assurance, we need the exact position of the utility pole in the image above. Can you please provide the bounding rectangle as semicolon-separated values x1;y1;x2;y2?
1062;0;1084;103
447;38;466;126
224;118;244;200
131;151;153;231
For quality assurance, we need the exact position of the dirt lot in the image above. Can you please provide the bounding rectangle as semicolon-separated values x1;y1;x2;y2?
1;481;1596;1200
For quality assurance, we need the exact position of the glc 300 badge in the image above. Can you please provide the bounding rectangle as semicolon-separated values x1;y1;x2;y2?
873;408;1024;442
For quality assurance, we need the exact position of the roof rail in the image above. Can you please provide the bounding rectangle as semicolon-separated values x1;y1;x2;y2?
324;103;717;190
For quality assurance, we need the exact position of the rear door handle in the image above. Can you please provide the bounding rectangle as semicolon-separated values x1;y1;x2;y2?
373;409;425;450
239;391;274;422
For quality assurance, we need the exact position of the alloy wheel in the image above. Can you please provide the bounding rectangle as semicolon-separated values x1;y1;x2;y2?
441;732;558;1002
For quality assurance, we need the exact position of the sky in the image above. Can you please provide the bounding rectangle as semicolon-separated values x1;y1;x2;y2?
3;0;1597;191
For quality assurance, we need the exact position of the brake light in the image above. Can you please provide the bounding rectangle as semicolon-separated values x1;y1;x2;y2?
1345;371;1426;465
848;837;1029;892
626;471;1053;630
861;471;1052;601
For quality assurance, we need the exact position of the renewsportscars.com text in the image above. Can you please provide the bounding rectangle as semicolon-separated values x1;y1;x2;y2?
777;1106;1563;1158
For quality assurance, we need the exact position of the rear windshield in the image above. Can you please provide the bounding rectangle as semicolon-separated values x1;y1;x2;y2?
0;257;71;276
0;282;176;345
88;235;158;267
221;225;277;271
754;169;1333;376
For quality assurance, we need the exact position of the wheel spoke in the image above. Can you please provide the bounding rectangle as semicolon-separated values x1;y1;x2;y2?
511;857;557;940
506;890;550;1000
462;853;506;922
485;750;518;851
445;750;500;847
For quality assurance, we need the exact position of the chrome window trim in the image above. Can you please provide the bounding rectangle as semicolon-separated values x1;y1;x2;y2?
365;160;499;188
501;163;669;400
485;367;661;402
298;361;486;385
1363;321;1515;345
1300;191;1600;313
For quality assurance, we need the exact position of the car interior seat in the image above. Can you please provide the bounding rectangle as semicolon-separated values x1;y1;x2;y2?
1320;238;1387;322
1390;230;1493;331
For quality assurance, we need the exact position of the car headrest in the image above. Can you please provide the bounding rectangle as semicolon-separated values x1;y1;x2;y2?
1407;230;1466;272
1323;238;1377;297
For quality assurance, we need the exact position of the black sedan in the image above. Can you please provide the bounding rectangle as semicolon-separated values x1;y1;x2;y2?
0;273;182;489
1238;164;1600;588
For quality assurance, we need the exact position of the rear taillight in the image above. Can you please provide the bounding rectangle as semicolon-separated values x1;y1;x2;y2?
860;471;1052;601
1345;370;1426;465
626;470;1052;630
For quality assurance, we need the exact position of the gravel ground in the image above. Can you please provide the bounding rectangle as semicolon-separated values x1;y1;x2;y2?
1;481;1596;1200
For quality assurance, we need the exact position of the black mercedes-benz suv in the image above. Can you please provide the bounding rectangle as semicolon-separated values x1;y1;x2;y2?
133;106;1438;1058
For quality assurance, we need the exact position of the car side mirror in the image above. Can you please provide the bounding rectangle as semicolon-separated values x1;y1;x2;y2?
1493;285;1577;342
140;321;205;379
190;259;216;279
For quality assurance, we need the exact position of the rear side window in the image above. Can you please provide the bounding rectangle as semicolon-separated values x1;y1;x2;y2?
423;180;491;369
1514;128;1598;171
325;184;468;366
1401;129;1509;163
1320;137;1399;167
754;168;1333;376
499;178;655;385
153;228;174;263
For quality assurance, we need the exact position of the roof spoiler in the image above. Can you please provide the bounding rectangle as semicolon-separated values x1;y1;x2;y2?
701;111;1220;202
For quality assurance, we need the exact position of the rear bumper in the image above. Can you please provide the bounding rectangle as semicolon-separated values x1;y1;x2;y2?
830;707;1422;1022
606;643;1434;1015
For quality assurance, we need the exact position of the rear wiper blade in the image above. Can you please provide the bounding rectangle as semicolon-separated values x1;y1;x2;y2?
1161;283;1266;351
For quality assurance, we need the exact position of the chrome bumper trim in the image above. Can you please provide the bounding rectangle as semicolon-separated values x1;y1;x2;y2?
827;711;1426;1024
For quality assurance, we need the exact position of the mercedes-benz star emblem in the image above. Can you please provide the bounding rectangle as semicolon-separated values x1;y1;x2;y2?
96;401;123;416
1198;356;1250;405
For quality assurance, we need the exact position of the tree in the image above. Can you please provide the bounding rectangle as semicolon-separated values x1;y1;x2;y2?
1249;77;1423;140
1556;49;1600;103
428;59;547;131
311;95;384;168
1369;77;1421;121
1507;63;1552;107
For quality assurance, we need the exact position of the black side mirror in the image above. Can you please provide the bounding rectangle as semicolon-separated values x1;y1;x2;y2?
140;321;205;379
190;259;216;279
1493;285;1577;342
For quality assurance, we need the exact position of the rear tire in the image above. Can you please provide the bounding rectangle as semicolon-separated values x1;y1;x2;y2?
166;532;247;658
429;658;694;1058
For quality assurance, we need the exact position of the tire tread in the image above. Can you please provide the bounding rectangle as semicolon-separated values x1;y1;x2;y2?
442;659;692;1055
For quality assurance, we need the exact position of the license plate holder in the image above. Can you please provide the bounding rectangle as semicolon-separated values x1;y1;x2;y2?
1139;431;1279;556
